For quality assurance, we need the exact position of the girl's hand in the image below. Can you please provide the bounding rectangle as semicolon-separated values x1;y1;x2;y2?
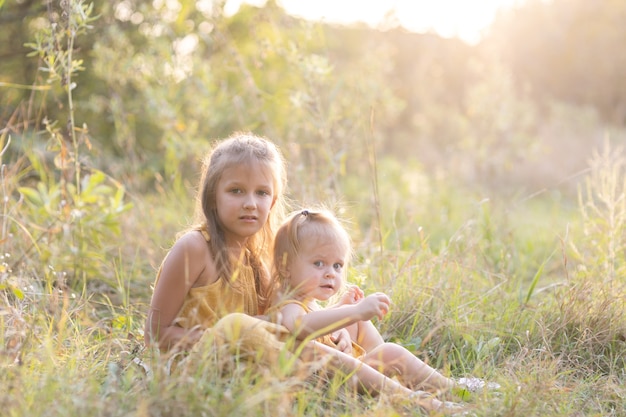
338;285;365;305
173;327;205;352
331;329;353;354
356;292;390;321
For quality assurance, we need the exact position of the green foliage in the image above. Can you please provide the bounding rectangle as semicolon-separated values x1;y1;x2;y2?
4;0;624;195
8;1;132;293
17;157;132;289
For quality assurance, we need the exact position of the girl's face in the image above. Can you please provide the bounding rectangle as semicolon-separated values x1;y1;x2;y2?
286;236;347;301
215;161;275;247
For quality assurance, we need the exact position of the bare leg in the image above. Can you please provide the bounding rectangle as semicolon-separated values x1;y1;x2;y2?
348;320;455;392
361;342;455;392
300;341;450;412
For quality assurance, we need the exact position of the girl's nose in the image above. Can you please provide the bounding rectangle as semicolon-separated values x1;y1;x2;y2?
243;196;256;209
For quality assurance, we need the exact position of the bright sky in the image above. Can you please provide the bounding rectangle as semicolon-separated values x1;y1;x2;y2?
224;0;521;44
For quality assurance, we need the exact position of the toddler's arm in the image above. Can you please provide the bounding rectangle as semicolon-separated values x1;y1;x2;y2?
280;292;390;341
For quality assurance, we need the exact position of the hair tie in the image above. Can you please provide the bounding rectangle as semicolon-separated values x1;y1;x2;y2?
301;210;309;217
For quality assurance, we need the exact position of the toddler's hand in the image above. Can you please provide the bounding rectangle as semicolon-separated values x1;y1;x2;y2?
356;292;390;321
331;329;352;354
338;285;364;305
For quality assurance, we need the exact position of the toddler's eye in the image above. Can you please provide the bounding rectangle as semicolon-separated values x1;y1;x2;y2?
333;263;343;271
313;261;324;267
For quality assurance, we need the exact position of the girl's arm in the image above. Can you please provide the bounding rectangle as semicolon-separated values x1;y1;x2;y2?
144;231;213;351
280;292;390;341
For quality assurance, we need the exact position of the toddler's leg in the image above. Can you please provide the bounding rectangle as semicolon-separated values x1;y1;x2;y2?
361;342;455;392
300;341;459;413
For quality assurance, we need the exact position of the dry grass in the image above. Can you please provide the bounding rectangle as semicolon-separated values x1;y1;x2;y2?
3;142;626;416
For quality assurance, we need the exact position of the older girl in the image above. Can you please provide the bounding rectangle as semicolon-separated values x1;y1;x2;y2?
145;132;290;357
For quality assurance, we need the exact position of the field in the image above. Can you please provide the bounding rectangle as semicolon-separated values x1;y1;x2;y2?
2;1;626;416
3;141;626;416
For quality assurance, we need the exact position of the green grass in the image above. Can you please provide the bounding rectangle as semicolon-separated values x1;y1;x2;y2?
3;148;626;417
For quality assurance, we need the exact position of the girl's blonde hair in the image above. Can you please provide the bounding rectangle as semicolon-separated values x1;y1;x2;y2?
194;132;287;305
270;208;352;294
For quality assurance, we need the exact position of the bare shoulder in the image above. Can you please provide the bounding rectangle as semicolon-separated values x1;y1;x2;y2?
280;302;307;315
173;230;209;253
161;230;216;287
279;301;307;326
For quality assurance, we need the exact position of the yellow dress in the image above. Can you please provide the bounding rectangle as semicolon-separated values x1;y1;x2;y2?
157;229;292;368
174;230;260;329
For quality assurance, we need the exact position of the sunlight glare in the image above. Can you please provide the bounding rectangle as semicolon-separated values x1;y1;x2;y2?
224;0;521;44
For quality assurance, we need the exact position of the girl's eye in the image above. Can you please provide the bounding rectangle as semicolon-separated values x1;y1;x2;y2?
230;188;242;194
313;261;324;267
257;190;271;196
333;263;343;271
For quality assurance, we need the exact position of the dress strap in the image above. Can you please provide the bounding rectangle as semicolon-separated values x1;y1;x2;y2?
282;299;308;310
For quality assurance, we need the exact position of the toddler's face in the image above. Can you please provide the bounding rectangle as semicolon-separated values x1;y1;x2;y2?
286;237;347;301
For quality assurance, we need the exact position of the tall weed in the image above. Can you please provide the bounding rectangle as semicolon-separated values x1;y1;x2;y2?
549;142;626;374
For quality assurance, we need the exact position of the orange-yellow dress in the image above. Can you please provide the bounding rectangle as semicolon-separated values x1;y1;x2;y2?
174;230;260;329
156;229;291;367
